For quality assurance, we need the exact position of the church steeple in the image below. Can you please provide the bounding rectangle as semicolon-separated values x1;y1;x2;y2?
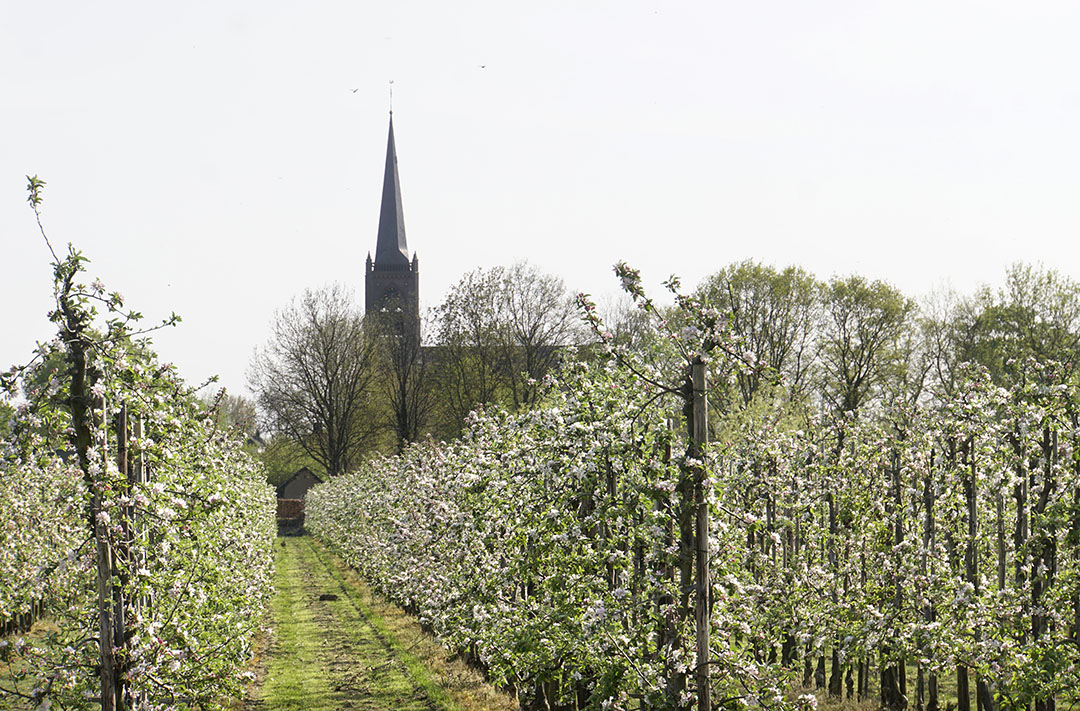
366;112;420;342
374;114;410;268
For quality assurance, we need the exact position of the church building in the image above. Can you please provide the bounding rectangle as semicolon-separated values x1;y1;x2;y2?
365;113;421;342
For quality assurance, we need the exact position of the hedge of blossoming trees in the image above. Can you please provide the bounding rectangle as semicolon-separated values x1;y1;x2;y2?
308;265;807;711
0;178;276;711
308;260;1080;711
0;415;84;639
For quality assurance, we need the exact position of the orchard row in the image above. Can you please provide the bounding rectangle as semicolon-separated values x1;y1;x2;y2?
1;214;275;711
309;268;1080;711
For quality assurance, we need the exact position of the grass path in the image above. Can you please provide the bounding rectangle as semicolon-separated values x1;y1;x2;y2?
244;535;515;711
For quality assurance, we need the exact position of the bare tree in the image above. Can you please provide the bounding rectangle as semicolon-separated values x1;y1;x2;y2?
919;287;975;401
595;294;657;352
433;267;507;434
248;285;378;477
499;262;580;409
369;302;436;451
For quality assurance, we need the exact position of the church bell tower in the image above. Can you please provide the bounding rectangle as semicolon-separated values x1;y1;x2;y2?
365;113;420;341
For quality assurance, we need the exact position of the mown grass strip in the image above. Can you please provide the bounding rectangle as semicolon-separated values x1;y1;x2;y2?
304;536;457;710
254;539;346;711
307;537;517;711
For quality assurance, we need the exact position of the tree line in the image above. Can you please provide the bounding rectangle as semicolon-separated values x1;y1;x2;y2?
249;258;1080;487
694;261;1080;424
247;262;584;483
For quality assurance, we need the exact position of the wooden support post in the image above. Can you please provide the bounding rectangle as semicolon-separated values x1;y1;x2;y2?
134;415;149;621
924;448;939;711
692;357;710;711
114;403;130;710
92;394;117;711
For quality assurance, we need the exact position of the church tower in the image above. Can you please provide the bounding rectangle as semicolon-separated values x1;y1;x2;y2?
365;113;420;341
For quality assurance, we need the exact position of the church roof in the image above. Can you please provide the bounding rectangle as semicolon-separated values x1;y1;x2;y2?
374;114;410;268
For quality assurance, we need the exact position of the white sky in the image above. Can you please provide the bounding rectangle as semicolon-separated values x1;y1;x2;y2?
3;1;1080;398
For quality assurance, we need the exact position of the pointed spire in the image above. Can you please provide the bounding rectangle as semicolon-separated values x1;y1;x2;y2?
374;114;410;268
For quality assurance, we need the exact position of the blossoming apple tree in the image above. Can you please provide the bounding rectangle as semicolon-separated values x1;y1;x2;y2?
0;177;276;711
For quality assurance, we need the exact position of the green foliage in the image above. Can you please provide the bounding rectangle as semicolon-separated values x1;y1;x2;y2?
258;434;324;487
696;260;819;409
25;175;45;209
309;265;802;711
818;274;916;417
310;259;1080;710
0;400;12;440
962;264;1080;385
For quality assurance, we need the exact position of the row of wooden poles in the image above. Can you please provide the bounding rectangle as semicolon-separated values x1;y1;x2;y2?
94;402;151;711
0;600;44;638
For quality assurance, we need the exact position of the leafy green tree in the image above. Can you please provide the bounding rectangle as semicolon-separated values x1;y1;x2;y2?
696;260;819;408
956;263;1080;386
817;274;916;419
918;264;1080;405
432;262;580;436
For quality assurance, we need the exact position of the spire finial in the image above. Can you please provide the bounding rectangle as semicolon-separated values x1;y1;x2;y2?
389;80;394;115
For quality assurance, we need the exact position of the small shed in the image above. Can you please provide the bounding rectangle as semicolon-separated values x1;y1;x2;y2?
276;467;323;500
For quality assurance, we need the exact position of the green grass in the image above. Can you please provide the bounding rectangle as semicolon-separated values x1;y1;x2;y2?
808;662;981;711
307;540;462;710
0;619;62;710
251;538;341;710
246;536;515;711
